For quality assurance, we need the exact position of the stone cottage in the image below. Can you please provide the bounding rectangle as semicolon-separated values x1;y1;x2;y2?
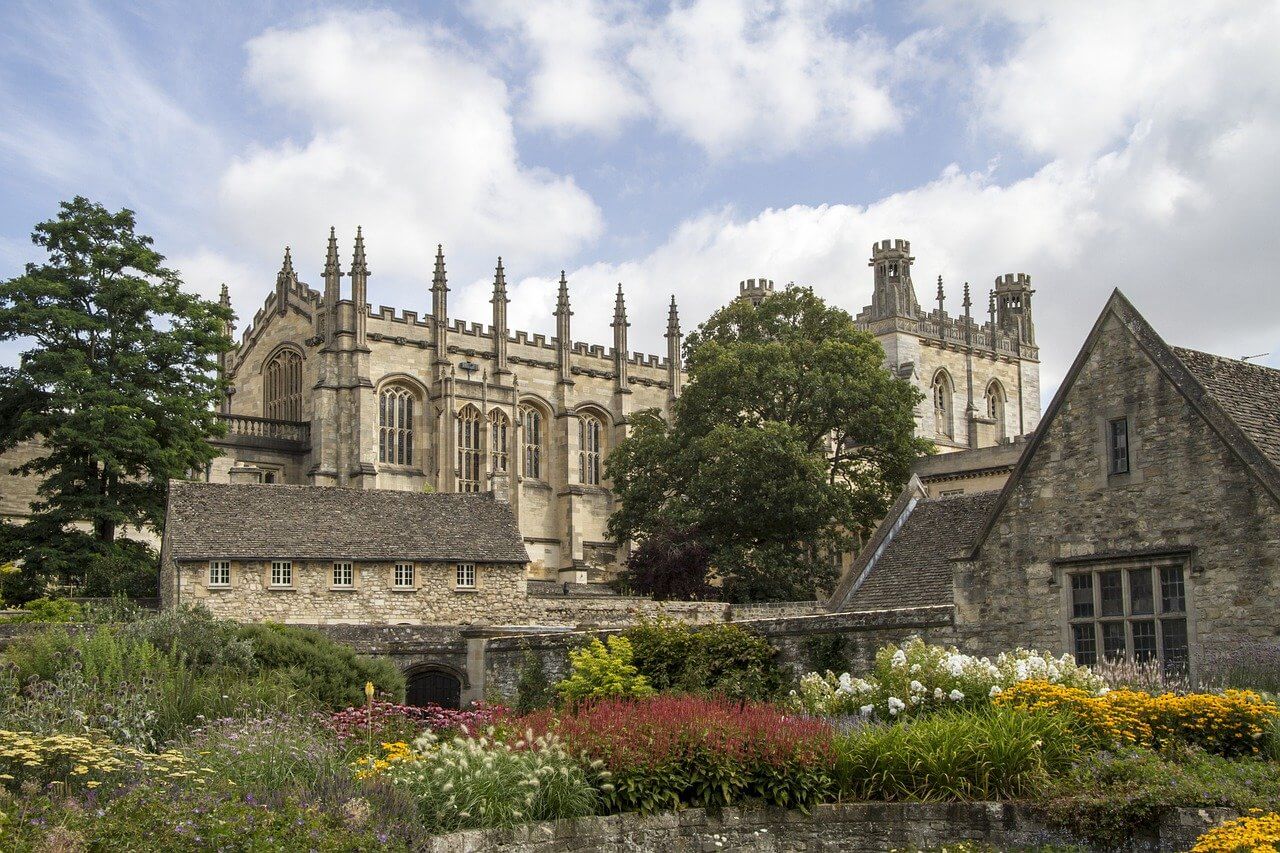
832;290;1280;682
159;481;532;627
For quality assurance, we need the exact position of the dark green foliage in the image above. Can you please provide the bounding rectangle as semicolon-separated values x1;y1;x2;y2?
803;633;852;676
624;617;787;701
1039;746;1280;849
81;538;158;599
514;647;554;714
0;198;231;599
236;622;405;708
617;527;713;601
607;287;930;602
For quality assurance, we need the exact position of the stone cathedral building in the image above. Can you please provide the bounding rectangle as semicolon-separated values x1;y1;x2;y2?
73;232;1042;581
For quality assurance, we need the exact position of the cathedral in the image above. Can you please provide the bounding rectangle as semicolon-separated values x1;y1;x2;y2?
200;231;1041;581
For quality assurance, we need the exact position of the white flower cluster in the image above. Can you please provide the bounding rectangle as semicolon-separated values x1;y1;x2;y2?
788;637;1105;720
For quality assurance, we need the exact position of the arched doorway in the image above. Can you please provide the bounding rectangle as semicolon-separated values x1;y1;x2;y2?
405;667;462;709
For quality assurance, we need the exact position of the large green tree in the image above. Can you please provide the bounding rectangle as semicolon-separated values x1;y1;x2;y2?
0;197;231;600
607;286;930;602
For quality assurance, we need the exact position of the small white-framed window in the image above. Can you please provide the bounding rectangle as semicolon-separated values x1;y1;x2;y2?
208;560;231;587
456;562;476;589
394;562;415;589
332;561;354;588
270;560;292;588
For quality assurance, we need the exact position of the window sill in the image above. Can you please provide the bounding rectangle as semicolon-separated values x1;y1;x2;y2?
391;587;417;593
329;586;356;592
454;587;478;593
207;584;232;590
267;585;295;591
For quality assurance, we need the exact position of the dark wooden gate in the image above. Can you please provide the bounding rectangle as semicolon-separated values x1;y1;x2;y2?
406;670;461;709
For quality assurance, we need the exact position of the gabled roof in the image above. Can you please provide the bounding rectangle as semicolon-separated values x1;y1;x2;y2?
164;481;529;564
965;289;1280;559
828;474;997;612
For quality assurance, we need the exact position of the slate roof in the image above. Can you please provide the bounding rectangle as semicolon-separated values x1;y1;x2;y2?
835;490;999;611
1172;347;1280;471
164;481;529;564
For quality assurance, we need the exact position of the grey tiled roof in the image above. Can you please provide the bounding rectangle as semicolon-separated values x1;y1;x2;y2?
1173;347;1280;471
165;481;529;563
845;491;999;611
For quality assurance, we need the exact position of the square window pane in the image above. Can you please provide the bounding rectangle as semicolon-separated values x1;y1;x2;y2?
1132;620;1157;661
1129;569;1154;615
1160;567;1186;613
1099;570;1123;617
1101;622;1127;661
1072;624;1097;665
1162;618;1189;675
1071;574;1094;619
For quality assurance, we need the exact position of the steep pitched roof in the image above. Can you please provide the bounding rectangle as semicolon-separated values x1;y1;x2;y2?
965;289;1280;558
164;481;529;564
1172;347;1280;471
827;474;997;612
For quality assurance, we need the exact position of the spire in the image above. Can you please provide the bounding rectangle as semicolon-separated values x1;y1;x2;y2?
219;282;231;307
349;227;369;347
324;227;340;276
218;283;234;337
665;294;682;404
492;257;508;301
555;270;573;385
431;244;449;377
322;227;342;311
612;283;630;394
491;257;510;375
936;275;945;317
612;282;629;328
351;226;368;276
275;246;296;316
988;289;997;331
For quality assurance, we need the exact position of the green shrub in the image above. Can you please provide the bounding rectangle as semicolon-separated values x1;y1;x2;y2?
803;633;851;676
382;728;597;832
833;705;1085;801
624;617;786;700
556;636;653;706
2;597;84;624
514;648;553;714
1040;747;1280;849
122;605;253;671
81;538;158;599
236;622;404;708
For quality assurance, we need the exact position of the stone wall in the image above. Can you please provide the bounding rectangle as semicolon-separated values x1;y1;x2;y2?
419;802;1231;852
953;311;1280;675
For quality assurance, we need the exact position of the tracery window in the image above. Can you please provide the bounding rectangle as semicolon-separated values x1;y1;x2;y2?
456;405;482;492
379;386;415;466
489;410;510;473
520;405;543;479
579;414;603;486
985;380;1006;441
932;370;953;439
264;349;302;421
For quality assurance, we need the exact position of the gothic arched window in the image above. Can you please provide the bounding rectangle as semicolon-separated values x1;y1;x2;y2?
520;405;543;479
489;410;510;473
456;405;482;492
932;370;954;439
379;385;415;466
579;413;603;486
985;380;1006;442
263;349;303;421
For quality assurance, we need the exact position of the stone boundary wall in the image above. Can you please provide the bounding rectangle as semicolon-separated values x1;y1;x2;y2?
479;606;958;700
419;802;1233;852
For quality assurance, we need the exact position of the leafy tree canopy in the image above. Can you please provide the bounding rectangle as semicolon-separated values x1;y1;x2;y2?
0;197;231;599
608;286;930;602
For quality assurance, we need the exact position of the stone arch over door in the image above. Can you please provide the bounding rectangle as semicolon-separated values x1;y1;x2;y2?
404;664;465;709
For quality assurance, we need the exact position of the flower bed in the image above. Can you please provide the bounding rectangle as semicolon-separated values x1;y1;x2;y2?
322;700;502;743
523;695;836;813
1193;811;1280;852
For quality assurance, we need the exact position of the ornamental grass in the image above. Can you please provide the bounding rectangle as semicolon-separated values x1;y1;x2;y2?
995;679;1280;756
522;695;837;813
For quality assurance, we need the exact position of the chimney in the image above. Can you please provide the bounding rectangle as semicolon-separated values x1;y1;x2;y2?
489;469;511;504
228;462;265;485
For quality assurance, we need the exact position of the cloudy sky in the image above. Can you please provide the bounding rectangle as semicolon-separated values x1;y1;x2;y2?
1;0;1278;400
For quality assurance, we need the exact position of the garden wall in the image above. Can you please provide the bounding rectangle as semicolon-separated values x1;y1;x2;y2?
420;802;1234;852
478;606;959;701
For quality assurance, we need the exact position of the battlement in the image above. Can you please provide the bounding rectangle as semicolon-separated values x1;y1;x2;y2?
739;278;774;296
995;273;1032;291
872;238;912;257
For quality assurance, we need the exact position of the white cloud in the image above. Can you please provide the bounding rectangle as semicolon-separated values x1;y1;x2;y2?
218;10;603;293
473;0;903;157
